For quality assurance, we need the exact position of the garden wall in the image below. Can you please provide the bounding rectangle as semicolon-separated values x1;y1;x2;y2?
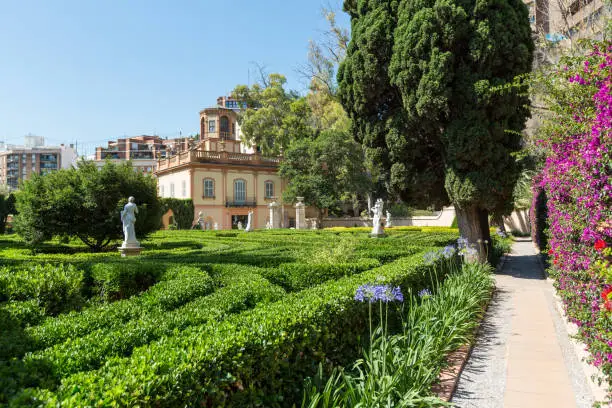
322;206;456;228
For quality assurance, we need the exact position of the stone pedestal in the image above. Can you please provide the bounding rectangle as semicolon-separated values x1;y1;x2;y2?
295;197;306;230
269;200;281;229
119;243;142;257
370;222;385;238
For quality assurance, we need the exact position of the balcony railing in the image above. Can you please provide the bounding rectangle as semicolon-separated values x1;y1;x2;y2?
225;196;256;208
206;131;235;141
156;150;281;172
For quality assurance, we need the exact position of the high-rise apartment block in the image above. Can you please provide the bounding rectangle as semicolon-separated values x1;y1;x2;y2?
0;136;77;190
526;0;609;42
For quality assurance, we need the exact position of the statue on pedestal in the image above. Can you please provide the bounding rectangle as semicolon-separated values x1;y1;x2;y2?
121;196;139;247
370;198;385;237
245;211;254;232
119;196;142;256
385;210;393;228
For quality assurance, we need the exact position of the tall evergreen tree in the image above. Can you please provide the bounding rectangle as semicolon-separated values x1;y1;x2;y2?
338;0;533;257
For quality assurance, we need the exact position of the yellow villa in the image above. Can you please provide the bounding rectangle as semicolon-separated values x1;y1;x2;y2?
156;97;302;230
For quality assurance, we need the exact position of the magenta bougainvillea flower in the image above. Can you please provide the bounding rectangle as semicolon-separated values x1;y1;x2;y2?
535;41;612;385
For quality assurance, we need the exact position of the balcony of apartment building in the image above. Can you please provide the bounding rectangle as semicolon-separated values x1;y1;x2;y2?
100;149;121;160
129;151;154;160
39;154;58;163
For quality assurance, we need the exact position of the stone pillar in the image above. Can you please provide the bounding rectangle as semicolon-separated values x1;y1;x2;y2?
269;200;281;229
295;197;306;229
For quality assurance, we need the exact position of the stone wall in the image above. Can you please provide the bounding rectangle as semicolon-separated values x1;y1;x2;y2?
321;206;457;228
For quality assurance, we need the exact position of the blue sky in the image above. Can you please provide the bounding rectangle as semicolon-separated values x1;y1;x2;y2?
0;0;348;156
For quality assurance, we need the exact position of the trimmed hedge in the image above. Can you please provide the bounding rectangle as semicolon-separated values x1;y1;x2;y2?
261;258;381;291
24;267;214;354
4;266;285;393
14;250;450;407
0;264;85;316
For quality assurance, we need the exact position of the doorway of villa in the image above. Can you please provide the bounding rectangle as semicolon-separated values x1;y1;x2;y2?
231;214;248;229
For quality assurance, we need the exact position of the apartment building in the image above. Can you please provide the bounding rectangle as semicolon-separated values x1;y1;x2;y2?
526;0;609;42
0;136;77;190
93;135;198;174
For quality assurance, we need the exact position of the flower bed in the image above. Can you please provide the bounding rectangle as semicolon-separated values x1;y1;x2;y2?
535;41;612;396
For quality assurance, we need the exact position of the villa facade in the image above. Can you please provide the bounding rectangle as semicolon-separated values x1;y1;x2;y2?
155;97;308;229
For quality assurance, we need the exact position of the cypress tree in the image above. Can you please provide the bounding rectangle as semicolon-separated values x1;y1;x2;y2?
338;0;533;258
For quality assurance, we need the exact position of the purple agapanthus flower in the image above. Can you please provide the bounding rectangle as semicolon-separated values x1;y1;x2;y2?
457;237;469;249
418;288;432;298
355;284;404;303
441;245;456;259
423;251;439;265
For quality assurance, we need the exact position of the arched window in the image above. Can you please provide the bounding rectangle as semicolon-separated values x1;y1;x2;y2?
264;181;274;199
234;179;246;202
220;116;230;140
203;178;215;198
220;116;230;132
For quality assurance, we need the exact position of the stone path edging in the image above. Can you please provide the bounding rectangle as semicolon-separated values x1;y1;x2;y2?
534;244;610;403
432;253;508;401
550;290;611;403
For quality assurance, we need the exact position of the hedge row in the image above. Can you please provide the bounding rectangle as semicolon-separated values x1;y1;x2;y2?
260;258;381;292
1;267;285;402
23;266;213;354
0;264;85;316
14;250;449;407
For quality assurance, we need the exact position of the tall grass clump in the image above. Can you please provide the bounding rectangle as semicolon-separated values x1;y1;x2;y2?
302;253;494;407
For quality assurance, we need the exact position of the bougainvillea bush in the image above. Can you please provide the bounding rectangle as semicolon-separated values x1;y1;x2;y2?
535;41;612;394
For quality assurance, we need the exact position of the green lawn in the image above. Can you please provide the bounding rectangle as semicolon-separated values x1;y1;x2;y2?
0;228;462;407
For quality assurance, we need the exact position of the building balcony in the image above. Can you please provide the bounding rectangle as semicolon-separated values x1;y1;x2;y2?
225;196;256;208
40;155;58;162
206;131;235;141
129;151;154;159
156;149;281;173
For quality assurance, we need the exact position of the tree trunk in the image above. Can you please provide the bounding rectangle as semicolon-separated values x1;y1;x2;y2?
317;209;325;229
456;206;492;262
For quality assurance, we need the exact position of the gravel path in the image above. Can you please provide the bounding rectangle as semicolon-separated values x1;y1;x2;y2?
451;238;595;408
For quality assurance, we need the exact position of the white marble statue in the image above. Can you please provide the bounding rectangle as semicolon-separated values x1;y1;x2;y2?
213;222;219;231
120;196;139;247
237;221;243;230
245;211;254;232
371;198;385;236
265;221;271;230
311;219;318;230
385;210;393;228
197;211;205;230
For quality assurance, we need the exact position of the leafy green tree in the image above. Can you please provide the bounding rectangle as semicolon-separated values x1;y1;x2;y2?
232;74;314;155
0;192;16;234
280;129;371;224
14;161;161;251
160;198;195;229
338;0;533;257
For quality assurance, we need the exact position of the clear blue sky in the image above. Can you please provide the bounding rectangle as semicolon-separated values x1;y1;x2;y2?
0;0;349;156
